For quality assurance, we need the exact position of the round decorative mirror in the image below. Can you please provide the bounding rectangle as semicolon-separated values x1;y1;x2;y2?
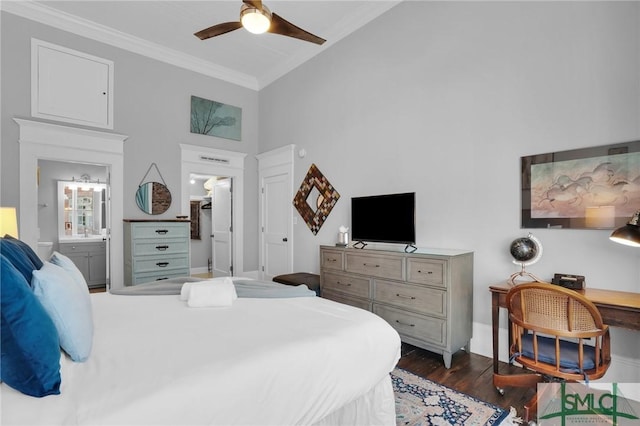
135;182;172;215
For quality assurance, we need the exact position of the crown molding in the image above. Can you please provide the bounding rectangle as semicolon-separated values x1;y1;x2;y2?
1;1;260;90
258;1;402;89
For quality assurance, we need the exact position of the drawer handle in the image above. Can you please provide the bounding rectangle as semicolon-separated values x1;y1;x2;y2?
396;293;416;300
336;281;351;287
155;245;169;251
156;262;170;267
395;320;415;327
156;277;169;281
328;258;337;262
417;270;433;274
363;263;380;268
155;229;169;235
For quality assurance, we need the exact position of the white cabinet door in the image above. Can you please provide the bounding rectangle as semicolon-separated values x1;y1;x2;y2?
32;39;114;129
261;169;292;278
211;178;232;277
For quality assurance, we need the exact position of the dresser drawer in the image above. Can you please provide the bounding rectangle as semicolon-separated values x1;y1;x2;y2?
130;222;189;240
321;249;344;270
59;241;106;253
345;253;403;280
133;255;189;274
407;259;445;287
374;279;447;317
374;304;446;347
132;270;191;285
322;290;372;311
322;271;371;299
132;239;189;256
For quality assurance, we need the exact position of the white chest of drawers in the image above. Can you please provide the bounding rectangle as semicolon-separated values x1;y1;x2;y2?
123;220;191;286
320;245;473;368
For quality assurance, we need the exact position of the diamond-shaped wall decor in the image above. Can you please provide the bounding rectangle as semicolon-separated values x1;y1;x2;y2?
293;164;340;235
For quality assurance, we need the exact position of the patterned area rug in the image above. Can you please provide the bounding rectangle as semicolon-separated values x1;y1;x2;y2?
393;368;520;426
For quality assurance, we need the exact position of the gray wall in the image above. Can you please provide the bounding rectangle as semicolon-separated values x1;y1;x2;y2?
0;11;260;271
260;2;640;358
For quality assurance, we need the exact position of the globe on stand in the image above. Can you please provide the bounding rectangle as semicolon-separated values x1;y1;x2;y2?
508;233;543;285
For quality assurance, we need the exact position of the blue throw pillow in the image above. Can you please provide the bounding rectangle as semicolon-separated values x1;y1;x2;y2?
3;235;44;269
32;262;94;362
0;255;61;397
50;251;88;290
0;238;38;284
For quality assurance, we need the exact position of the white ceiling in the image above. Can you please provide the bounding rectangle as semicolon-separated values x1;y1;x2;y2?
3;1;400;90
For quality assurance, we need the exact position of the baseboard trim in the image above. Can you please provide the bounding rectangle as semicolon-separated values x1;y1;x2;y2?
190;266;210;275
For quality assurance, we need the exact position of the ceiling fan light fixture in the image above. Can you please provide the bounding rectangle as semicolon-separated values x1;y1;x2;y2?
240;4;271;34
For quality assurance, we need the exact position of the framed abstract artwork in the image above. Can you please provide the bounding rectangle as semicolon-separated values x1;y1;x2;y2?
521;140;640;229
293;164;340;235
190;96;242;141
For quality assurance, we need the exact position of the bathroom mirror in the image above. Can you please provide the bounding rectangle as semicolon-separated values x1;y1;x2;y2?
58;181;107;238
135;182;172;215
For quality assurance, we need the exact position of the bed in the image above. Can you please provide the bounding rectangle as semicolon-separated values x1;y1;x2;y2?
1;279;401;425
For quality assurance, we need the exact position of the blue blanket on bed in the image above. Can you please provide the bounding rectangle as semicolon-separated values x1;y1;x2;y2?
110;278;316;298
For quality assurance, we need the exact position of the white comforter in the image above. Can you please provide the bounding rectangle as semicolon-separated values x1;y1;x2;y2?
2;293;401;425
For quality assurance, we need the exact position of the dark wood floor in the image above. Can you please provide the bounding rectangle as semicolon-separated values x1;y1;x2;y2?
397;343;535;420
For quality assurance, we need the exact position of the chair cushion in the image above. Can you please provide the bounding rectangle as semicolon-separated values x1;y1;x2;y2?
0;255;61;397
0;238;40;285
520;333;596;371
32;262;94;362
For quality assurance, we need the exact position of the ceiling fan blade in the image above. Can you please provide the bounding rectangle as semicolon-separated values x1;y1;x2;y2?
269;12;326;45
194;21;243;40
242;0;263;11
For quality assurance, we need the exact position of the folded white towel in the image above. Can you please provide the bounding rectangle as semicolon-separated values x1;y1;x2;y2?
181;277;237;308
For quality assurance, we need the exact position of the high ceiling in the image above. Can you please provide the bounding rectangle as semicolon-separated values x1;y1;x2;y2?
3;1;400;90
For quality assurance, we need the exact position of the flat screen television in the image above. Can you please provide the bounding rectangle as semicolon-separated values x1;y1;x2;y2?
351;192;416;246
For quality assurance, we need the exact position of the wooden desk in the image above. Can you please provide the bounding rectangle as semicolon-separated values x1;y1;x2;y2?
490;282;640;375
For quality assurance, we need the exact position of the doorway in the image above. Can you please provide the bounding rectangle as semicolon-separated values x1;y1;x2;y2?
180;144;246;277
38;159;109;289
189;174;233;277
16;118;127;290
257;145;295;280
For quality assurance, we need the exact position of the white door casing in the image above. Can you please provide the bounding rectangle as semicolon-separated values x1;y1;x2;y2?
257;145;295;279
15;118;127;290
211;178;232;276
180;144;246;276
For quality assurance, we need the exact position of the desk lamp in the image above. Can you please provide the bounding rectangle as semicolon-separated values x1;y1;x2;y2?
0;207;19;238
609;210;640;247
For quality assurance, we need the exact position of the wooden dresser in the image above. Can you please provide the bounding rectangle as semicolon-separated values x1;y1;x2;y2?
123;220;191;286
320;245;473;368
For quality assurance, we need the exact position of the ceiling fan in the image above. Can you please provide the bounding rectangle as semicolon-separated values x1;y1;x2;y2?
194;0;326;45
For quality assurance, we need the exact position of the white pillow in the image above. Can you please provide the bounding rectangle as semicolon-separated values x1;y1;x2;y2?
49;251;89;291
180;277;238;301
32;262;93;362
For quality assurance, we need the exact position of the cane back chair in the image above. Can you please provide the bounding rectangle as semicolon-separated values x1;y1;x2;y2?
497;282;611;422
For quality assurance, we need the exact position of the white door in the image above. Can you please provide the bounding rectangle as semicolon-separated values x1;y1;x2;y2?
211;178;232;276
261;168;292;279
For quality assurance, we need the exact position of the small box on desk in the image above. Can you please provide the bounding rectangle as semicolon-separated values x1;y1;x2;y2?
551;274;585;290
